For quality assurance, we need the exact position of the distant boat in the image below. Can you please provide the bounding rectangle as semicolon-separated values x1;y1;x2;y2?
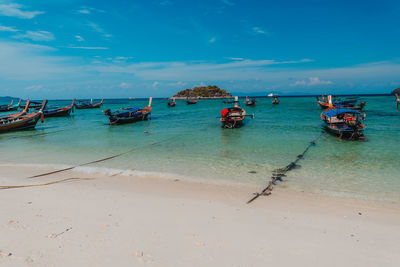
128;97;136;100
0;100;48;133
0;99;21;112
104;98;152;125
168;97;176;107
19;100;42;109
396;94;400;109
267;93;278;98
244;96;256;106
317;95;365;110
75;99;103;109
220;96;253;128
186;97;197;105
41;99;75;117
272;96;279;105
321;96;366;140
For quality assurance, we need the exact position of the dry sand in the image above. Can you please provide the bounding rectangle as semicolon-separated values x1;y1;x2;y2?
1;164;400;267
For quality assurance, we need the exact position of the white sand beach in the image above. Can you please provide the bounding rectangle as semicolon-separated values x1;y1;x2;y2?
1;164;400;267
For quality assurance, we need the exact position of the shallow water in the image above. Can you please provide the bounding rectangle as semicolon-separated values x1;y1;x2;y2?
1;96;399;202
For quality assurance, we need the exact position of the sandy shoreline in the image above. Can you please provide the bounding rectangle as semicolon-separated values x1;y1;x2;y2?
1;165;400;266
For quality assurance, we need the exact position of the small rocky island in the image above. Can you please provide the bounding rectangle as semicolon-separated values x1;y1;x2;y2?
173;85;232;99
391;88;400;95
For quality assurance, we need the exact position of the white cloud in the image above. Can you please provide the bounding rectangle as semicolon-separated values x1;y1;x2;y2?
77;9;90;14
0;3;44;19
0;40;398;97
252;26;270;36
0;25;19;32
75;35;85;42
120;82;130;88
0;41;72;80
76;6;105;15
209;37;216;43
221;0;235;6
168;81;187;87
13;31;54;41
67;46;108;50
25;85;43;91
291;77;333;87
87;22;112;38
225;57;245;61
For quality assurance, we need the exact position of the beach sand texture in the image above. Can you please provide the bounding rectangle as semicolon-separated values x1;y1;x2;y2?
1;164;399;267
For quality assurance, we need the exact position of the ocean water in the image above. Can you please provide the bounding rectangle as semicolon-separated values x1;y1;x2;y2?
1;96;399;202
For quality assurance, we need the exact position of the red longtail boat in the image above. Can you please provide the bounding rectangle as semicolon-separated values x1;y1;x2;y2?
75;99;103;109
0;100;48;133
42;99;75;117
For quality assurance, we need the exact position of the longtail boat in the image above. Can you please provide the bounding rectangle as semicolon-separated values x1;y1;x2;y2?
0;100;47;133
19;100;42;109
223;98;235;104
317;95;365;110
75;99;103;109
220;97;253;128
0;99;21;112
168;97;176;107
272;96;279;104
104;97;152;125
396;94;400;109
186;97;197;105
321;96;366;140
245;96;256;106
41;99;75;117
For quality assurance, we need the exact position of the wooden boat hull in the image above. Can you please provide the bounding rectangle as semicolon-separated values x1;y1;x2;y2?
43;107;73;117
75;103;102;109
0;113;42;132
108;113;150;125
221;119;244;128
167;102;176;107
321;109;366;140
220;107;246;128
75;99;103;109
105;104;152;125
323;123;365;140
272;100;279;104
186;101;197;105
0;106;18;112
245;101;256;106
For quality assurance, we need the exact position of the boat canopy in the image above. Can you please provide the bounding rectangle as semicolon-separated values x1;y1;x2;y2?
323;108;360;117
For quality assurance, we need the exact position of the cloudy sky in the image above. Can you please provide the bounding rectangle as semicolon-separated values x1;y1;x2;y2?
0;0;399;98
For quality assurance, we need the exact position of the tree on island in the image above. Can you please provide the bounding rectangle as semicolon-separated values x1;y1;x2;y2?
391;88;400;95
174;85;232;98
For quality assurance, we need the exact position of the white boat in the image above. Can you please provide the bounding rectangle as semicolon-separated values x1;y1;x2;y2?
267;93;278;98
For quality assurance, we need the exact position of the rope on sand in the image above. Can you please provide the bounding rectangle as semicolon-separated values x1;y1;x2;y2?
0;177;93;190
247;133;323;204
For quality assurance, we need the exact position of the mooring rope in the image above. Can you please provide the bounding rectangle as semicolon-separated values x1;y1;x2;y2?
0;177;94;190
1;126;79;140
27;134;183;179
247;133;323;204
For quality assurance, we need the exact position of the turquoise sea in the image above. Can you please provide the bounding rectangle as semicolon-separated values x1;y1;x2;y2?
1;96;399;202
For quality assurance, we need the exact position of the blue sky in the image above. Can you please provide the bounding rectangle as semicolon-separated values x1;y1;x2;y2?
0;0;399;98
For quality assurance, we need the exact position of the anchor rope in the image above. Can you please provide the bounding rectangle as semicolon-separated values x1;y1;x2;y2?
247;133;323;204
0;177;94;190
27;134;181;179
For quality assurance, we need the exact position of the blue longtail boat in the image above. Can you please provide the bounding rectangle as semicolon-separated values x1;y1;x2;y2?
104;98;152;125
321;96;366;140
